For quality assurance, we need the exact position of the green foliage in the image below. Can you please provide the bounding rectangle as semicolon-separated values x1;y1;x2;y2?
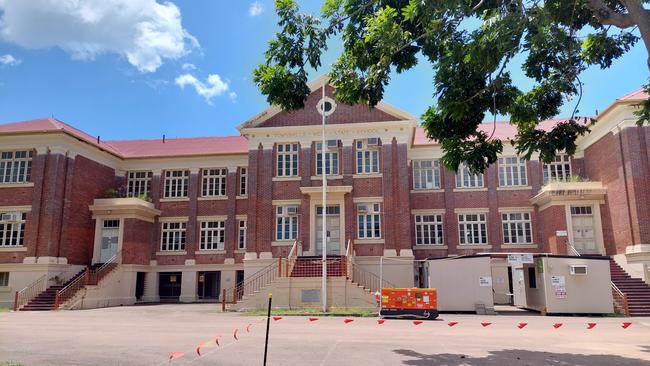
253;0;647;172
635;80;650;126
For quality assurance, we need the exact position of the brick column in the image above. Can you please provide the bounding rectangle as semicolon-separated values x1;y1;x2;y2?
394;142;411;256
225;166;238;257
24;152;46;260
35;151;68;261
381;141;395;253
443;167;458;255
185;168;200;256
486;164;501;251
342;142;355;243
150;172;162;258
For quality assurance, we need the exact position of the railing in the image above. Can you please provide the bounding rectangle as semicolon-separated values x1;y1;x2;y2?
349;262;395;294
87;251;121;285
222;259;283;309
54;252;121;309
567;243;630;316
345;239;353;280
285;240;301;277
13;274;47;311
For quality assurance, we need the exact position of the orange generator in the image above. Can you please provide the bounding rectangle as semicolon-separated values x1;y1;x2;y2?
380;288;438;320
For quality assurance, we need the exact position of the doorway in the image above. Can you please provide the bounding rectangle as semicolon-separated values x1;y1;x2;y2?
100;219;120;263
198;271;221;300
570;206;598;254
135;272;146;301
315;205;341;255
159;272;182;301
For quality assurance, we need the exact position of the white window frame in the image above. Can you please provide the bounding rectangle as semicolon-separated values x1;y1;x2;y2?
126;171;152;198
0;150;33;184
315;142;339;176
164;170;189;198
238;219;247;250
202;168;227;197
413;160;440;190
458;213;488;245
415;214;444;245
0;211;26;247
239;168;248;196
357;203;381;239
276;143;299;177
160;222;186;251
355;139;380;174
199;221;225;250
275;206;298;241
455;164;484;188
498;157;528;187
543;154;572;184
501;212;533;245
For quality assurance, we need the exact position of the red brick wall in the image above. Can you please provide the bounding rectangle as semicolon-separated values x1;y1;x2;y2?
122;219;154;265
261;86;404;127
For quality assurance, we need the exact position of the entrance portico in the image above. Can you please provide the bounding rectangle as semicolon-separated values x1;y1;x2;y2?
300;186;352;256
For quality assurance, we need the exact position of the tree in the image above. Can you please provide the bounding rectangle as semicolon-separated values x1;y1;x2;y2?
253;0;650;173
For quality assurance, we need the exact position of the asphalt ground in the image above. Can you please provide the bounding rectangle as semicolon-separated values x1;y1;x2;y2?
1;304;649;365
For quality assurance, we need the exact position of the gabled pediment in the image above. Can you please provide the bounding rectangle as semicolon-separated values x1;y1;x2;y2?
238;75;415;131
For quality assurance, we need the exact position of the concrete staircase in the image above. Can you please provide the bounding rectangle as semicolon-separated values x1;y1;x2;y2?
20;268;87;311
610;259;650;316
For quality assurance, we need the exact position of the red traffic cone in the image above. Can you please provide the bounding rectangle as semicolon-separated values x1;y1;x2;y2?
309;317;319;322
272;316;283;321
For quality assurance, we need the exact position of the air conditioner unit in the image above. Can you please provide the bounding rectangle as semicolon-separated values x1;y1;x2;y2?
1;212;19;221
327;139;338;149
287;206;299;216
367;137;379;146
357;204;368;213
569;264;587;275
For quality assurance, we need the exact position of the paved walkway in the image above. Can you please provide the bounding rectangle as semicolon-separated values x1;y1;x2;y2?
1;304;649;365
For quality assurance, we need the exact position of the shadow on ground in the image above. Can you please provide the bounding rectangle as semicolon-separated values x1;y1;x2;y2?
394;349;650;366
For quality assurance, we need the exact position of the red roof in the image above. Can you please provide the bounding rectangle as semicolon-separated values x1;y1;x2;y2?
617;88;649;101
0;117;248;158
413;119;574;146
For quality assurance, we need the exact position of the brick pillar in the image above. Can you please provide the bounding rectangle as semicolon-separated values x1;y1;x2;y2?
246;148;260;256
300;145;312;251
621;127;650;245
225;167;238;257
25;152;46;259
381;142;394;253
342;143;355;243
443;167;458;255
35;152;68;261
150;172;162;257
394;142;411;256
185;169;200;256
58;156;75;260
257;148;274;256
485;163;501;251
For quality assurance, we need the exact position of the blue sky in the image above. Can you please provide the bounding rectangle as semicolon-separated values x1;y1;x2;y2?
0;0;647;140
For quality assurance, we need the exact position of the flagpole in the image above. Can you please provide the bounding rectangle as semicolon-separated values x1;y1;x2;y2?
321;78;328;313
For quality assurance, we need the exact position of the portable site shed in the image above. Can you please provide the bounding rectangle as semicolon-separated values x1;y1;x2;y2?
426;254;614;315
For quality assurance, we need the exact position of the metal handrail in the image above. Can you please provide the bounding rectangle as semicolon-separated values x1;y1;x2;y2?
222;259;282;306
349;262;396;294
286;240;301;277
13;274;47;311
87;251;121;285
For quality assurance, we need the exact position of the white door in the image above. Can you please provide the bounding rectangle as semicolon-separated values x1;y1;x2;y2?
315;206;340;255
100;220;120;263
571;206;598;254
513;267;526;307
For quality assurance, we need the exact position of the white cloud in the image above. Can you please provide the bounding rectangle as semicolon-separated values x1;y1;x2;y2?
229;91;238;103
249;2;264;16
0;0;198;72
0;54;21;66
181;63;196;71
175;73;234;104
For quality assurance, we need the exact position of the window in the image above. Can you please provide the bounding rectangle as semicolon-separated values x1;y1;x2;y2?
356;139;380;174
239;168;247;196
160;222;186;251
528;267;537;289
543;155;571;184
415;214;443;245
455;164;484;188
276;206;298;240
202;168;227;197
315;141;339;175
0;211;26;247
458;213;487;245
498;157;528;187
164;170;189;198
0;150;32;183
238;220;247;250
0;272;8;287
126;171;152;198
199;221;225;250
502;212;532;245
357;203;381;239
103;219;120;229
571;206;592;215
413;160;440;190
276;143;299;177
